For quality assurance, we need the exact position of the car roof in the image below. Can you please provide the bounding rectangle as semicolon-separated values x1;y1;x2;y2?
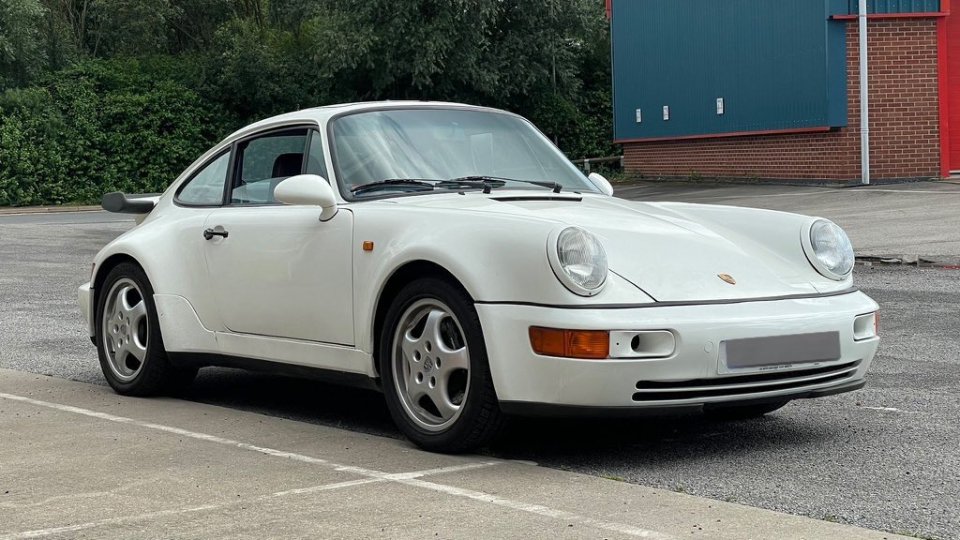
228;101;511;141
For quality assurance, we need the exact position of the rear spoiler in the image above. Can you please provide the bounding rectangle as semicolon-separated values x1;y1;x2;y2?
101;192;160;214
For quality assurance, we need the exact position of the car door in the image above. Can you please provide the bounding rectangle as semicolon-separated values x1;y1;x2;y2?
201;126;355;346
169;149;232;330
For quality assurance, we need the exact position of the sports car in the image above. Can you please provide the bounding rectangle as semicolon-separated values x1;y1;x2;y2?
79;101;879;452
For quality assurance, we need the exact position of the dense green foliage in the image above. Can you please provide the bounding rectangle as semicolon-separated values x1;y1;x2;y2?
0;0;614;206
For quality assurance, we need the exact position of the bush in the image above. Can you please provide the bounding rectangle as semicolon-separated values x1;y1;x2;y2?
0;58;233;206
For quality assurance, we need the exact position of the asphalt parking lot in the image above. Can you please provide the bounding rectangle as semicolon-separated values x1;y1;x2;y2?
1;188;958;539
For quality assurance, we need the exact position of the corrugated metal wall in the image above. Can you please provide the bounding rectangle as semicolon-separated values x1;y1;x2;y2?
612;0;848;141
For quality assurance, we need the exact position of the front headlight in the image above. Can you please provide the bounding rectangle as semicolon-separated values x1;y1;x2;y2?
549;227;608;296
803;219;854;280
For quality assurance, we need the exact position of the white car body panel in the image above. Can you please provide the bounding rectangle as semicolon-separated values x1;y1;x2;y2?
201;206;354;345
79;101;879;413
478;291;878;408
153;294;218;353
215;332;372;376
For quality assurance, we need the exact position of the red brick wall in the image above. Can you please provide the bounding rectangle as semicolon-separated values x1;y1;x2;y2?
621;19;941;181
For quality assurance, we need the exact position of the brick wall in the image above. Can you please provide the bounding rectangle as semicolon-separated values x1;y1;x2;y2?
621;19;941;181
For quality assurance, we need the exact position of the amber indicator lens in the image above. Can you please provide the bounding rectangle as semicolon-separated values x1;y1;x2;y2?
529;327;610;359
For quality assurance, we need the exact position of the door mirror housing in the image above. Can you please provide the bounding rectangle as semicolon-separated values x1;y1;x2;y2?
588;172;614;196
274;174;338;221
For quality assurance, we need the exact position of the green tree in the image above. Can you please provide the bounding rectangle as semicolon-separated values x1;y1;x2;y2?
0;0;48;89
1;0;617;206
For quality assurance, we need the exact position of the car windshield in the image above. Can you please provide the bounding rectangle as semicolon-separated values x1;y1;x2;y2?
329;108;596;197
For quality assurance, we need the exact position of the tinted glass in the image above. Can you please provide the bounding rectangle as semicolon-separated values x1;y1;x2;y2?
176;152;229;206
231;130;308;204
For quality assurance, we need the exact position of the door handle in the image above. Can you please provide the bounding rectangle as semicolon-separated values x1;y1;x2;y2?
203;227;229;240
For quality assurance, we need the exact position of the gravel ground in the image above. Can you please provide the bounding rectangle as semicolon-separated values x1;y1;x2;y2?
1;212;957;539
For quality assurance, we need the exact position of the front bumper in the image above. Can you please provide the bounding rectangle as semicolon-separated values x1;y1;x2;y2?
78;282;94;338
476;290;879;412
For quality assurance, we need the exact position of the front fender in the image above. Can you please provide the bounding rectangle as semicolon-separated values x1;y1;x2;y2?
351;206;654;352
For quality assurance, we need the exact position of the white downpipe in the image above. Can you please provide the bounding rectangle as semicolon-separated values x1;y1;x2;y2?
859;0;870;185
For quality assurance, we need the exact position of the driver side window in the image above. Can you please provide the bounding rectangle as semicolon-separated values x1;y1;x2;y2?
230;128;309;205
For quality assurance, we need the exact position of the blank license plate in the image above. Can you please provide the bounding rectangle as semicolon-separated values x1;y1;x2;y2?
724;332;841;369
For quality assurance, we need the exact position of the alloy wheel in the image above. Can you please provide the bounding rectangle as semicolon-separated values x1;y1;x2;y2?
391;299;471;432
101;278;149;382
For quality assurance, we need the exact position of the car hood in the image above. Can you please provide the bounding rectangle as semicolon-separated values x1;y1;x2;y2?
389;191;819;301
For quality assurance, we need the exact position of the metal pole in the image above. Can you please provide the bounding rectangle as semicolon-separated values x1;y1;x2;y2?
859;0;870;185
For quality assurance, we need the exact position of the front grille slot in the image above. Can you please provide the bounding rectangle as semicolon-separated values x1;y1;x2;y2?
632;360;860;402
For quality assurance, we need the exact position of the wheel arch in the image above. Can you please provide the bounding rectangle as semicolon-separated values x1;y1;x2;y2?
93;253;149;305
370;260;472;377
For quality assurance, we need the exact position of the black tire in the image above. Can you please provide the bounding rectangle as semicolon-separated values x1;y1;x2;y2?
705;399;790;420
379;278;505;453
95;262;197;396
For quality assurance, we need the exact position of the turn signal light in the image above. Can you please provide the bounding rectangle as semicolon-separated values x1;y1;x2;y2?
529;327;610;359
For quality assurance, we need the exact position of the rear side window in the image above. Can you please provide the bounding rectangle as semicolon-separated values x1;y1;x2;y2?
176;152;230;206
231;129;309;205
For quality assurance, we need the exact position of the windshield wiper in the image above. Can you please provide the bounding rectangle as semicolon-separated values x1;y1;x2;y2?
442;175;563;194
435;177;506;193
350;179;436;195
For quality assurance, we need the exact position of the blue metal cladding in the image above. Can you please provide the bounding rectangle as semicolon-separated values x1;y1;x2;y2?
845;0;940;14
612;0;848;141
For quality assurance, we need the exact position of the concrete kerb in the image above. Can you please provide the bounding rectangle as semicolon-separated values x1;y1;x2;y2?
0;205;101;215
857;255;960;269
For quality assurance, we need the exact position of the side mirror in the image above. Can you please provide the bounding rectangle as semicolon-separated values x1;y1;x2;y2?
588;172;614;196
274;174;338;221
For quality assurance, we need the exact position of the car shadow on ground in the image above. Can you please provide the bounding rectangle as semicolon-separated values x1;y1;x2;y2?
181;367;841;463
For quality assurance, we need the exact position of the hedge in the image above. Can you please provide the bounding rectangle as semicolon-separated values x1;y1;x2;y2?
0;59;233;206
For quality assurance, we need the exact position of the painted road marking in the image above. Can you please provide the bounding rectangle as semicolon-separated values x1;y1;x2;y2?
0;478;380;540
0;392;672;539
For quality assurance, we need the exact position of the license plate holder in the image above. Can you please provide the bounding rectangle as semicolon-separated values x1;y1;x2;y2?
720;331;841;372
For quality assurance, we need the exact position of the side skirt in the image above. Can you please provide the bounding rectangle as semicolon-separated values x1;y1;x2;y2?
168;352;381;392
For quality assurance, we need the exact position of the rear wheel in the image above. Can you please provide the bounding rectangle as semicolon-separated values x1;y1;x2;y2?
95;263;196;395
379;278;504;453
705;400;790;420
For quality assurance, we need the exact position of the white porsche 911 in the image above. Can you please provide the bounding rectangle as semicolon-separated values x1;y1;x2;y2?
79;101;879;452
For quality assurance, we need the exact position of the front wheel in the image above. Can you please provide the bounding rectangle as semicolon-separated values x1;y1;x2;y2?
95;262;196;396
379;278;504;453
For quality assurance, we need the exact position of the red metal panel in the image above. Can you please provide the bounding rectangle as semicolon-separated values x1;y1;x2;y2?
939;17;950;176
946;8;960;171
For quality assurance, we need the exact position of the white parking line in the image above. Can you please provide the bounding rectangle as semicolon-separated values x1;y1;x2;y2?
1;465;506;540
397;477;671;538
0;504;224;540
0;478;382;540
862;406;901;412
0;392;672;539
